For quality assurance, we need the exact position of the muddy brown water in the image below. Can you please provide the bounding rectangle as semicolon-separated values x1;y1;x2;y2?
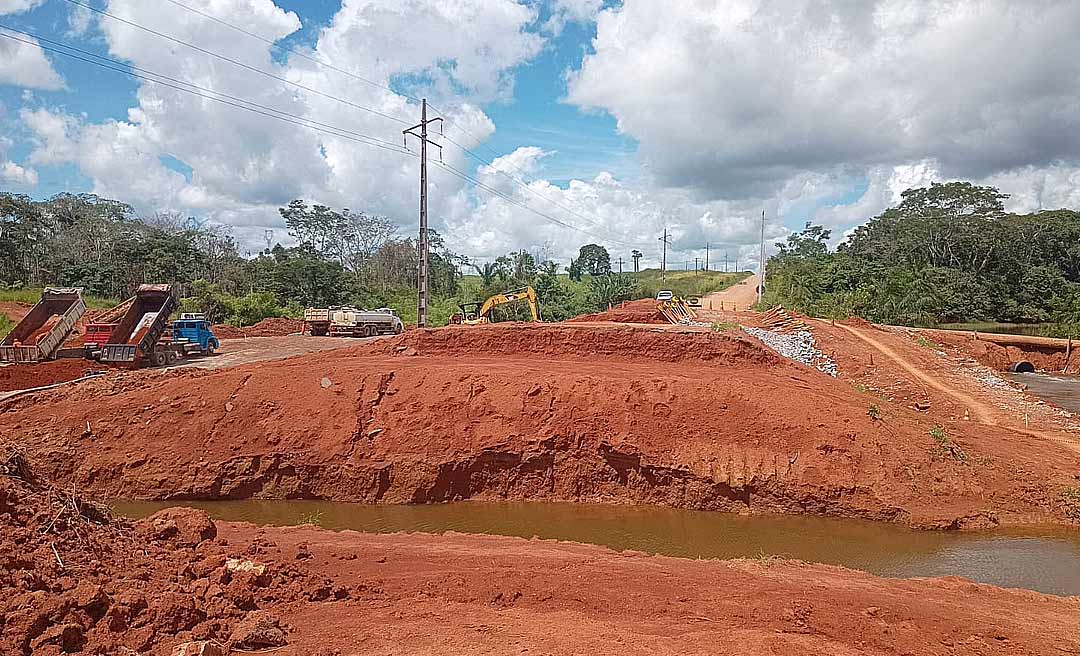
1008;372;1080;414
113;500;1080;597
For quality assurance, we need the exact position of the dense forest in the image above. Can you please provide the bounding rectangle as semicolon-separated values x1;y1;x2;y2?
0;191;708;327
763;182;1080;336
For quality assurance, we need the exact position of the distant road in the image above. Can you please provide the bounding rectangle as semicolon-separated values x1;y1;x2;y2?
701;274;760;312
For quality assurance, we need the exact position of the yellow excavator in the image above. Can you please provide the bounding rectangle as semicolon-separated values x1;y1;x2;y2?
451;287;541;325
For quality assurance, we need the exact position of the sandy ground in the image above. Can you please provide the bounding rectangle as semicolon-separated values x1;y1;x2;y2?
175;335;364;370
213;523;1080;656
702;274;761;312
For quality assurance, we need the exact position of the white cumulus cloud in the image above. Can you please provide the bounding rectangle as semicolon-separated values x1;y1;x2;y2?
0;34;65;90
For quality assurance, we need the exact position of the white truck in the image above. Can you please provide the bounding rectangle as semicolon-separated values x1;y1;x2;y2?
304;307;404;337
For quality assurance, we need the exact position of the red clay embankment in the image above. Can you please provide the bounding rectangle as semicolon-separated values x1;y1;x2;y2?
3;323;1080;528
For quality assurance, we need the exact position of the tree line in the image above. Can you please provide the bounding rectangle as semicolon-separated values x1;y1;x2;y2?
0;191;648;326
763;182;1080;335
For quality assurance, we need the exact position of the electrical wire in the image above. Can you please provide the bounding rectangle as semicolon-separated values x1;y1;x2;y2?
160;0;423;107
433;160;648;248
0;29;415;157
153;0;634;241
59;0;412;127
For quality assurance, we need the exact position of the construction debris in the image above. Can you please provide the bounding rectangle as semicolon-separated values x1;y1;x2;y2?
657;298;711;327
743;327;838;377
760;306;810;333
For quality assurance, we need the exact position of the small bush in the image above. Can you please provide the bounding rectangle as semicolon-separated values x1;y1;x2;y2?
929;425;967;462
867;404;882;421
298;510;324;527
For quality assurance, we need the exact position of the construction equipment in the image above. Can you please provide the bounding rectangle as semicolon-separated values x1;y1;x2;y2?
0;288;87;363
304;307;404;337
169;313;220;355
97;284;181;367
450;287;541;325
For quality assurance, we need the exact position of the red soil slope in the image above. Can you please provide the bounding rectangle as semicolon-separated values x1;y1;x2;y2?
3;324;1079;528
213;318;304;339
0;360;101;393
0;470;350;655
567;299;666;324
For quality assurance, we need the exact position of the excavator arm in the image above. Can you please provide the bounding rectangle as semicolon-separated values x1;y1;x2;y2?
478;287;541;322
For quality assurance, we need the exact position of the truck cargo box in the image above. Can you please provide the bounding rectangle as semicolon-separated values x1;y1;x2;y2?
0;288;87;363
98;284;177;364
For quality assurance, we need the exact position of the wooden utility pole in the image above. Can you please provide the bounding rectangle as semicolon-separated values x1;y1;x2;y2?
758;209;766;303
403;99;443;327
659;229;671;281
694;257;701;272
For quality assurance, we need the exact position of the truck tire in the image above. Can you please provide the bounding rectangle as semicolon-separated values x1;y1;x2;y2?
164;350;177;366
149;351;165;367
395;323;403;335
311;325;328;336
364;325;376;338
207;341;217;355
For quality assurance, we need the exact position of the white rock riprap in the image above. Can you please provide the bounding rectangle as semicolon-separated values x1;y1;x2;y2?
743;327;838;377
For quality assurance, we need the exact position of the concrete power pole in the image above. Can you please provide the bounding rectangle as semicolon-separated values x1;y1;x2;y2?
694;257;701;272
659;229;671;281
403;99;443;327
757;209;766;304
705;242;709;272
617;257;624;274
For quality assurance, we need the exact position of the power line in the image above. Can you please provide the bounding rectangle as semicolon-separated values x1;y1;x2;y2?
160;0;423;107
433;160;650;248
440;132;620;235
0;29;414;157
82;0;641;247
59;0;411;127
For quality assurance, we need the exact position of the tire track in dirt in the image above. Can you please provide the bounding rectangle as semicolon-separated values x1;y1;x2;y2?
830;320;1080;455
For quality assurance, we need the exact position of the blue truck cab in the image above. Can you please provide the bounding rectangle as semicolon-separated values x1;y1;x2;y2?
171;313;219;355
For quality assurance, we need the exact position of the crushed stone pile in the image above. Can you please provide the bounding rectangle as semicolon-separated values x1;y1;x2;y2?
0;452;352;655
742;327;838;377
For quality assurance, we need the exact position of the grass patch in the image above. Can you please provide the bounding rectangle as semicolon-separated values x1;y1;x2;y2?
298;510;324;527
867;403;882;421
913;334;939;350
930;425;967;462
0;315;12;340
711;321;738;332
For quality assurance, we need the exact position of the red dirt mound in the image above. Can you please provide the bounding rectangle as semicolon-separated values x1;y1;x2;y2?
213;318;304;339
0;360;101;393
376;323;779;365
7;323;1080;529
0;457;352;655
567;299;667;324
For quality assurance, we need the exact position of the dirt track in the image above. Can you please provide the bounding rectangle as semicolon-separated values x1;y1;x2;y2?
5;323;1079;529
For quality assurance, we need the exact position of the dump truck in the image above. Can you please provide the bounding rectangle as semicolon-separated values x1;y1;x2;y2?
169;313;220;355
0;288;87;363
97;284;181;367
303;307;404;337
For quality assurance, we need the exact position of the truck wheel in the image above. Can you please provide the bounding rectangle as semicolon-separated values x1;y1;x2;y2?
164;350;177;366
363;325;375;338
149;351;165;367
395;323;403;335
207;342;217;354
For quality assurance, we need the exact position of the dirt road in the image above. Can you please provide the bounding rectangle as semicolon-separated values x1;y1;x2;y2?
176;334;362;370
702;273;760;311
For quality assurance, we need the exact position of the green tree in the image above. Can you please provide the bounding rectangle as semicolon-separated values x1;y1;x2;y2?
577;243;611;276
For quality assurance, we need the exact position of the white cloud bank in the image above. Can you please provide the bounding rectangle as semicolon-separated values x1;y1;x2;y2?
0;34;65;90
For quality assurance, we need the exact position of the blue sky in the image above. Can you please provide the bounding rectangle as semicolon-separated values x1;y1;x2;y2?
1;0;1077;264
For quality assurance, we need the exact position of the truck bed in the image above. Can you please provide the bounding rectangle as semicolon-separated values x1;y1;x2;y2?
99;285;177;364
0;288;87;363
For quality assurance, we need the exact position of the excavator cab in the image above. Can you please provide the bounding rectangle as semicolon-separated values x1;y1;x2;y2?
451;301;486;325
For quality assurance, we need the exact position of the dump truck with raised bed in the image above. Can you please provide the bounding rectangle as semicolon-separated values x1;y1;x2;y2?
304;307;404;337
97;284;181;367
0;288;87;363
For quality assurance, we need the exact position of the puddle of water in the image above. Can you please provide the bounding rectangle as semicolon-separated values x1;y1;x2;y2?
1008;372;1080;414
112;499;1080;597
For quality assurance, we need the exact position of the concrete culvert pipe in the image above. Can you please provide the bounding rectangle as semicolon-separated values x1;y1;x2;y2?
1008;361;1036;373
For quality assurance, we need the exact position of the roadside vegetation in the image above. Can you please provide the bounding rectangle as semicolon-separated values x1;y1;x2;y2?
762;182;1080;337
0;191;742;329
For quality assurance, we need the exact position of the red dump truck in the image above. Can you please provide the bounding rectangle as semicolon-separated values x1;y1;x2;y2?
97;284;180;367
0;288;87;363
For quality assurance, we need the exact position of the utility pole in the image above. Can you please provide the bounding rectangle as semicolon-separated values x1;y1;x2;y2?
705;242;709;272
758;209;766;304
659;229;671;281
617;257;624;274
694;257;701;272
724;251;729;273
403;99;443;328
